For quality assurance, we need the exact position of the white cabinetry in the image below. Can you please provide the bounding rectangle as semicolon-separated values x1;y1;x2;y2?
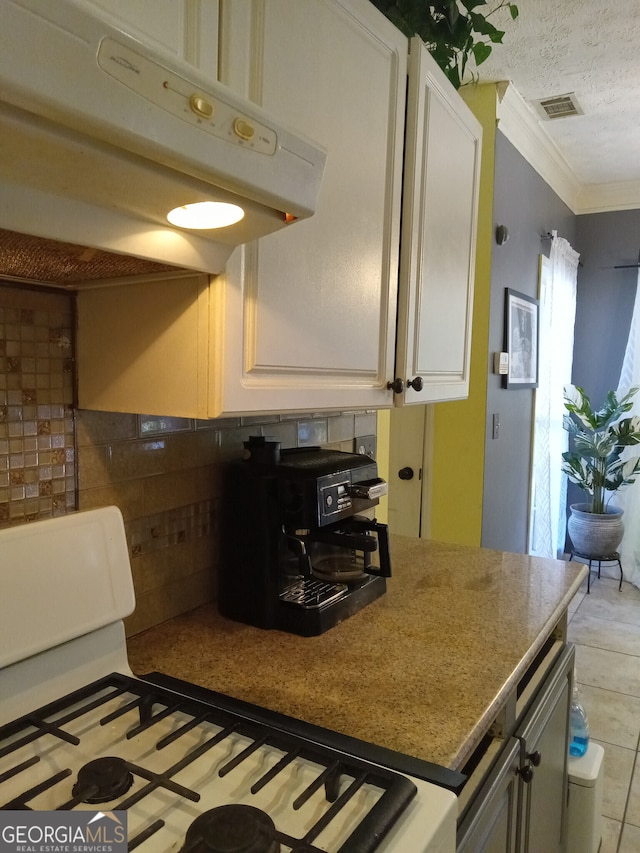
77;0;408;418
75;2;482;417
84;0;219;78
215;0;407;414
393;37;482;405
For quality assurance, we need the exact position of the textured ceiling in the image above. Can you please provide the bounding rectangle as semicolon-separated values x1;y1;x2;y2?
470;0;640;187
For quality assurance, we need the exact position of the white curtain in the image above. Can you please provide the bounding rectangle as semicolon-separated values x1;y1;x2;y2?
529;232;579;557
616;268;640;586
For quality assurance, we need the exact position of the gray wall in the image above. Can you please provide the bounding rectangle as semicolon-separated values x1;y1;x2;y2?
573;210;640;403
482;135;640;553
567;210;640;512
481;131;576;552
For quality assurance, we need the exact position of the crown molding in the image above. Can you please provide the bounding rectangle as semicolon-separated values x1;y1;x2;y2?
575;180;640;215
494;81;582;213
494;82;640;215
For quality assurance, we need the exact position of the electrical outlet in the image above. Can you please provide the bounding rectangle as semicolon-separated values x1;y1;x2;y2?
354;435;376;459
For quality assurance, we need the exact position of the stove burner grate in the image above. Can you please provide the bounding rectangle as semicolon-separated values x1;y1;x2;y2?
0;673;419;853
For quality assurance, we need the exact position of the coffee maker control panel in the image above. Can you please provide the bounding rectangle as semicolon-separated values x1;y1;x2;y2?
321;482;351;517
320;477;388;520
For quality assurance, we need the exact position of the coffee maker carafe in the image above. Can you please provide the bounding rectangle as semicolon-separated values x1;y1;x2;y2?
219;440;391;636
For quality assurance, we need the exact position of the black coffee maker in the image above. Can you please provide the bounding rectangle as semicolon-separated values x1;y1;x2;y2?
219;438;391;636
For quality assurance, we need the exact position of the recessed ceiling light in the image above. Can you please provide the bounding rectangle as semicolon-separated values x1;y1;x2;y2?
167;201;245;229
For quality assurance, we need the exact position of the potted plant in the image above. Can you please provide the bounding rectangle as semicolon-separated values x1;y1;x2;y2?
369;0;519;89
562;384;640;555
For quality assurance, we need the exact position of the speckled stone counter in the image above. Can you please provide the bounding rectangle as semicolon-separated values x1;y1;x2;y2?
126;536;587;772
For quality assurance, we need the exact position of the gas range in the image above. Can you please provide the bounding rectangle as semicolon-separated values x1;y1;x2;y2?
0;508;458;852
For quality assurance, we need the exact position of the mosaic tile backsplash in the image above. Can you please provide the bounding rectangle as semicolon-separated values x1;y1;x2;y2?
1;283;377;637
0;287;75;524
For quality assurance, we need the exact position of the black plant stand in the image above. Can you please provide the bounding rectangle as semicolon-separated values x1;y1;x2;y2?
569;550;624;594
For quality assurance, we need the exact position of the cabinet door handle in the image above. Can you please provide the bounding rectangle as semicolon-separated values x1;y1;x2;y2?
407;375;424;391
528;750;542;767
387;377;405;394
398;467;414;480
519;764;535;784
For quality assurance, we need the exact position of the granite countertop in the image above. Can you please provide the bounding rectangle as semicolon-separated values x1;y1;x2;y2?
126;535;587;772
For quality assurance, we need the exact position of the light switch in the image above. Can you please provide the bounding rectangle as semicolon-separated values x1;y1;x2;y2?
492;413;500;439
493;352;509;374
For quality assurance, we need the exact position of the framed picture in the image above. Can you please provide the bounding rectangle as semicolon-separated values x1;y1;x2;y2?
503;288;539;389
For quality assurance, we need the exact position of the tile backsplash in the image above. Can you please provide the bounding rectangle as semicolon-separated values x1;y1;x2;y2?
1;283;376;637
0;286;75;524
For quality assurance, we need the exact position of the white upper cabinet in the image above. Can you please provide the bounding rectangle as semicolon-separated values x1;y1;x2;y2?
393;37;482;405
215;0;407;415
76;0;407;419
85;0;219;78
75;5;483;418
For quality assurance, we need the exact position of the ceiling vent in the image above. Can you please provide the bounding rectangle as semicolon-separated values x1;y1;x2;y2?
532;93;584;120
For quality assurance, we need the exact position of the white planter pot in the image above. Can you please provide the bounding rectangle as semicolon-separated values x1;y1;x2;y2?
567;503;624;556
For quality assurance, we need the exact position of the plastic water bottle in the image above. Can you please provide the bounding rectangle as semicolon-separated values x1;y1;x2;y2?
569;685;589;757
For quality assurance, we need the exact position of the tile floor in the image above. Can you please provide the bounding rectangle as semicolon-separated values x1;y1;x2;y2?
567;562;640;852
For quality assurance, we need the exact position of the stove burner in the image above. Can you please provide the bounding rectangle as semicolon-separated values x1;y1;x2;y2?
181;806;280;853
72;756;134;804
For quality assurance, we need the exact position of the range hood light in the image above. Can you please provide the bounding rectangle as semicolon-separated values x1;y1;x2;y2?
167;201;245;230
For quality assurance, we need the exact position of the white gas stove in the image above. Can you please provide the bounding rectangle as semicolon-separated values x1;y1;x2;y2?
0;508;458;852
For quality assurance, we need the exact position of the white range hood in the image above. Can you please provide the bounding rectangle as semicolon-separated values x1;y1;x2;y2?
0;0;327;277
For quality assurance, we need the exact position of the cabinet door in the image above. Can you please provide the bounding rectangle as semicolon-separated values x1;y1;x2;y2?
457;738;520;853
84;0;219;78
516;644;573;853
215;0;406;415
394;37;481;405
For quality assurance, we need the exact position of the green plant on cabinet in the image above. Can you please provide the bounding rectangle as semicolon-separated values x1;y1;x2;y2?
369;0;519;88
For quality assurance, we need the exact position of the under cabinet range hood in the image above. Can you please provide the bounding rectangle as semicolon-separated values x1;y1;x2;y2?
0;0;327;277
